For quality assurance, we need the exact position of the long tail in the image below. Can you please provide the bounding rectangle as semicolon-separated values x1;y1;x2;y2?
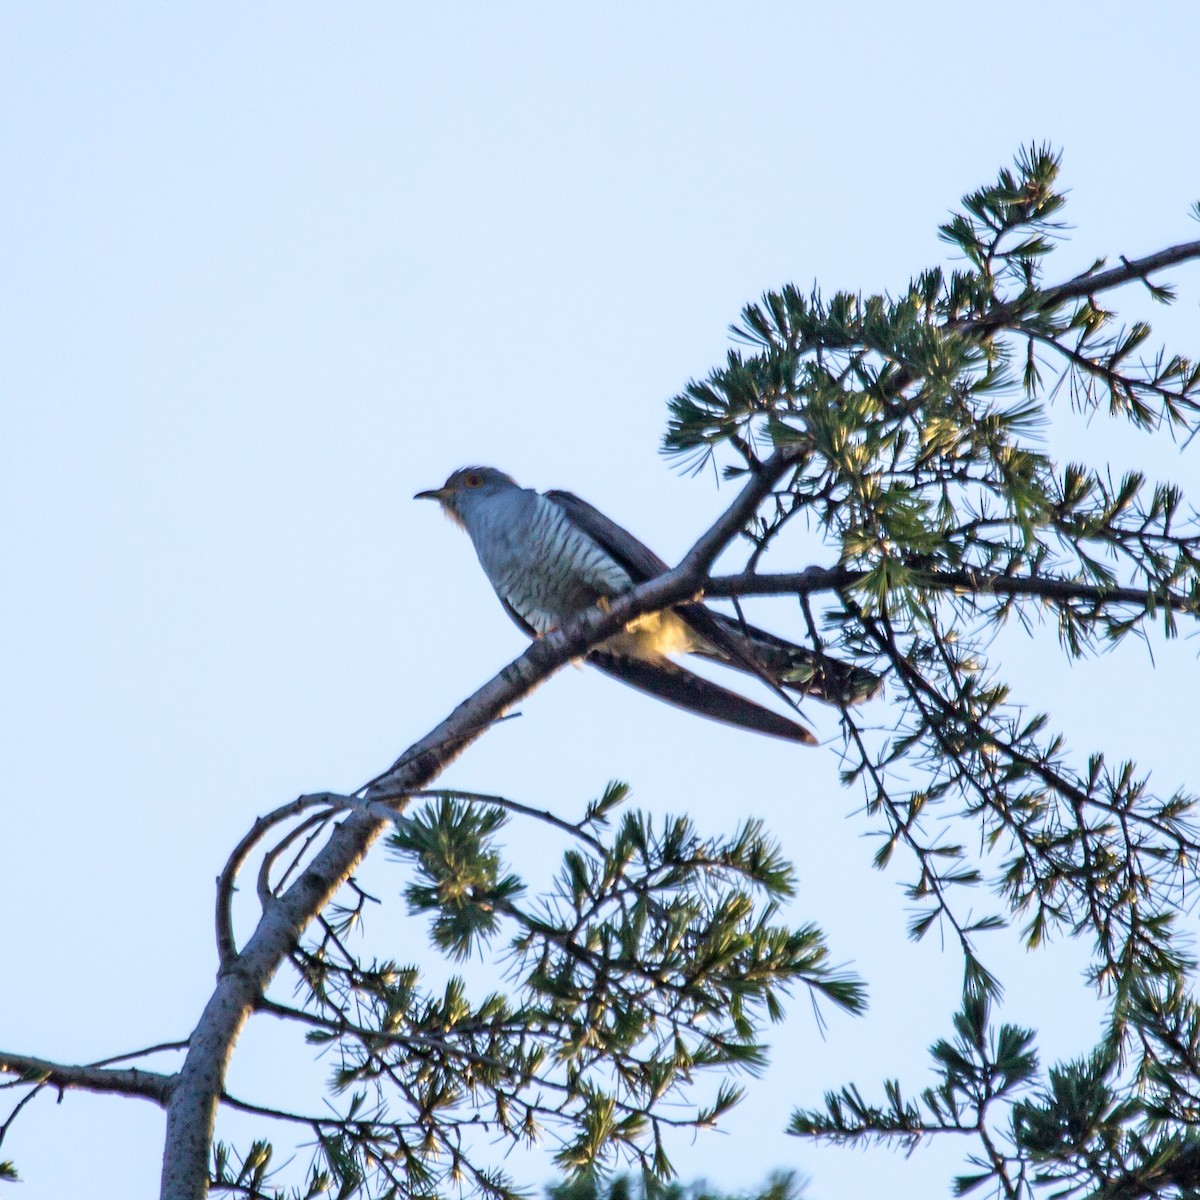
684;608;883;707
588;650;817;745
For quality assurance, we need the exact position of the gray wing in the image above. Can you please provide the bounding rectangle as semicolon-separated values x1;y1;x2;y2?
544;488;773;670
545;488;882;708
494;532;816;744
543;489;669;581
543;488;820;739
545;488;817;703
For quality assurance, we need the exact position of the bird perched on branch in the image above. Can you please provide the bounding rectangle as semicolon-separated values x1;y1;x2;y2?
416;466;880;744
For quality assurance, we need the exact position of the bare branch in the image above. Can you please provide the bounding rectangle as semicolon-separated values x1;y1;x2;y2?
255;810;338;910
215;793;346;967
708;567;1200;615
0;1050;175;1105
678;449;802;577
1036;239;1200;309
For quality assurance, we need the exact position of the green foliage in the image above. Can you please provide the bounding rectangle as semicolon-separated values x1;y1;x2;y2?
790;993;1038;1146
546;1169;804;1200
664;151;1200;979
211;1139;336;1200
236;786;862;1199
664;147;1200;1198
200;149;1200;1200
390;796;526;959
791;992;1200;1200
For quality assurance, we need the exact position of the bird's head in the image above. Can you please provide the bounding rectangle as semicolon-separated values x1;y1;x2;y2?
414;466;518;529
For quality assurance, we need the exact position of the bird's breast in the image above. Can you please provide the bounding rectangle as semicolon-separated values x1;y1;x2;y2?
471;492;635;634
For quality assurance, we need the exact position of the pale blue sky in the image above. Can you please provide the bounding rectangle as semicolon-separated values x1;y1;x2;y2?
3;4;1198;1198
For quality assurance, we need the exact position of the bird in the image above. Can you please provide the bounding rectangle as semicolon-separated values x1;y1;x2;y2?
415;466;880;744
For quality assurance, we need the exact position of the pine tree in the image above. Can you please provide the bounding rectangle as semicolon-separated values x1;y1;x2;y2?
3;148;1199;1200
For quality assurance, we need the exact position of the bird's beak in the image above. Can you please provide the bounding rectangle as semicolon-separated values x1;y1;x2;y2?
414;487;450;502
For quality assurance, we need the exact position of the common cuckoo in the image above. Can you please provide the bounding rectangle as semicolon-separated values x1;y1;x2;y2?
416;467;880;744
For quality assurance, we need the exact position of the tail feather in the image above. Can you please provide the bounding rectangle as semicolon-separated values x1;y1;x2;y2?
588;651;817;745
692;612;883;706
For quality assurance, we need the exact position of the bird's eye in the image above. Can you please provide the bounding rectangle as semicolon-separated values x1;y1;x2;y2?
463;473;483;488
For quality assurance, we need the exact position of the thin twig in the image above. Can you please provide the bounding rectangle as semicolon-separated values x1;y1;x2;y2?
408;788;606;852
88;1040;190;1068
215;793;347;967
